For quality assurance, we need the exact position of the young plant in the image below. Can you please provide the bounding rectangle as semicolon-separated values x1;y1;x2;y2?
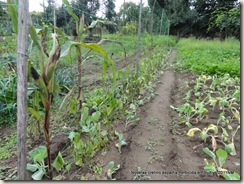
170;103;195;127
187;124;218;143
28;32;61;179
203;147;240;180
27;146;48;180
115;131;127;153
106;161;120;180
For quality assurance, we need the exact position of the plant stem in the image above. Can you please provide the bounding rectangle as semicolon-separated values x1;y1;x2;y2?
44;105;52;180
76;46;83;111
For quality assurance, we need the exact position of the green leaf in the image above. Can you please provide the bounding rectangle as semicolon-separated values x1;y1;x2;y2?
80;107;89;125
65;163;71;172
26;163;39;172
29;146;47;163
204;164;216;173
7;0;18;33
203;147;216;160
62;0;79;22
221;127;229;137
216;148;227;168
80;42;108;58
52;152;66;171
31;169;46;180
224;144;232;154
69;99;78;114
61;40;109;60
82;126;90;133
108;161;115;170
223;172;240;180
91;111;101;123
29;26;41;49
227;142;236;156
68;131;76;141
75;158;83;166
28;107;42;121
199;129;208;141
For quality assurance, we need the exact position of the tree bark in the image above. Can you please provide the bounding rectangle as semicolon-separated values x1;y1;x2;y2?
17;0;29;180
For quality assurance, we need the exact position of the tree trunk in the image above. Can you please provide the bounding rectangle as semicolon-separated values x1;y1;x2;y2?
17;0;29;180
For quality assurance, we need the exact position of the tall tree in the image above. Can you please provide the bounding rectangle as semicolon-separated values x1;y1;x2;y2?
72;0;100;25
104;0;116;33
116;2;150;33
192;0;239;38
44;0;55;23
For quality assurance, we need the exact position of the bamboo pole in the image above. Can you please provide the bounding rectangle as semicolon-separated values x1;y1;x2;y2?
17;0;29;180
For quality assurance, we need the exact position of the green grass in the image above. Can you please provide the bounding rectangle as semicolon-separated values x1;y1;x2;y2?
175;38;240;77
0;133;17;160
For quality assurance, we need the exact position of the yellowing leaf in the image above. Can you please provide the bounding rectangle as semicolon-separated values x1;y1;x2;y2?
211;136;217;152
187;128;201;137
208;124;218;134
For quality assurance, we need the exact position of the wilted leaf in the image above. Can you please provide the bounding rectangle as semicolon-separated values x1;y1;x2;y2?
211;136;217;152
187;128;201;137
208;124;218;134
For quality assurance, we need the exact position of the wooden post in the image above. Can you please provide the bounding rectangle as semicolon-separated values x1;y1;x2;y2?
137;0;142;63
17;0;29;180
149;0;157;35
136;0;142;75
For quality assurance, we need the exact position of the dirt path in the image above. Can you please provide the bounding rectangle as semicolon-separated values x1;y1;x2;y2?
101;50;219;181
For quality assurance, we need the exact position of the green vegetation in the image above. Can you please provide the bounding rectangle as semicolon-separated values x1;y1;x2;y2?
0;133;17;160
0;0;240;180
172;38;240;180
175;38;240;77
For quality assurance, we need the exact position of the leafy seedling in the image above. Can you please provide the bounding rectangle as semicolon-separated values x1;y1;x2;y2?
203;147;240;180
27;146;48;180
115;131;126;153
107;161;120;180
187;124;218;143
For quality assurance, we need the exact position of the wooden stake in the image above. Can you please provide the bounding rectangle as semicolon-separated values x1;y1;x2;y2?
17;0;29;180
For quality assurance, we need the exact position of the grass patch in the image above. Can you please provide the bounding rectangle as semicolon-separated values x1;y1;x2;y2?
175;38;240;77
0;133;17;160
